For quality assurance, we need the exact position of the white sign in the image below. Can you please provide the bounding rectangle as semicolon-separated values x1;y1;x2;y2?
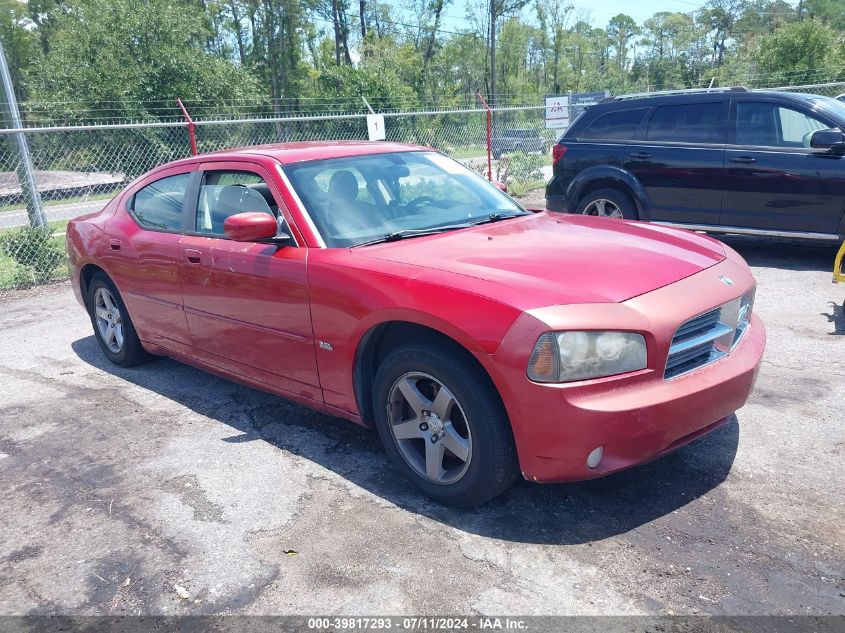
545;95;570;130
367;114;386;141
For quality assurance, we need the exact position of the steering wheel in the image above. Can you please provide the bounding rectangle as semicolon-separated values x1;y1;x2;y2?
405;195;438;210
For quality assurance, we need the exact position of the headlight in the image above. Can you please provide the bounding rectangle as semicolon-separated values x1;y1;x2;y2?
527;331;647;383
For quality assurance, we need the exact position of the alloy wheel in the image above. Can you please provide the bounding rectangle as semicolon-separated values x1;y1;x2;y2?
386;372;472;485
583;198;623;218
94;287;124;353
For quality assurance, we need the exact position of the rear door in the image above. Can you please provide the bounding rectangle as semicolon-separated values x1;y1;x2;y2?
722;99;845;235
105;167;195;355
179;161;321;401
624;100;728;225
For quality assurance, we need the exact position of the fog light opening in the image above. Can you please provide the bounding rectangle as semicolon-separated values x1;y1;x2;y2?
586;446;603;469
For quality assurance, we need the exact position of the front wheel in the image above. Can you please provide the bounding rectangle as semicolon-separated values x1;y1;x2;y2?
576;187;638;220
373;343;518;507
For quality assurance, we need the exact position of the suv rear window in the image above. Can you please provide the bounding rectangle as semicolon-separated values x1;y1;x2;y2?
645;103;725;144
580;108;649;141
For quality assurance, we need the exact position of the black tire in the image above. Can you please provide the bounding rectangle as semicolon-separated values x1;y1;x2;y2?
373;342;519;507
576;187;639;220
87;272;149;367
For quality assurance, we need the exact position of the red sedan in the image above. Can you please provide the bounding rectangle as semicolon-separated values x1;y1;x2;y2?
67;142;766;507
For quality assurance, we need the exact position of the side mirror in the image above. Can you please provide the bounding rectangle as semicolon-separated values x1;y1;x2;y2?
492;181;508;193
223;212;289;243
810;128;845;154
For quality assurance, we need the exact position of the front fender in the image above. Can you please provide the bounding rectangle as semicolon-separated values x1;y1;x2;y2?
564;165;651;219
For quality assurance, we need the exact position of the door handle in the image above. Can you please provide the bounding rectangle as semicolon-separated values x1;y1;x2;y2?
184;249;202;264
108;239;121;251
730;156;757;164
629;152;652;159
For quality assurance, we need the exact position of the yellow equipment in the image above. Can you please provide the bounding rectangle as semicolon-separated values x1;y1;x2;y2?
835;240;845;284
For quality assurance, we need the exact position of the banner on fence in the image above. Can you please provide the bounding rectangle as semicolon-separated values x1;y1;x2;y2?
544;96;569;130
545;91;610;131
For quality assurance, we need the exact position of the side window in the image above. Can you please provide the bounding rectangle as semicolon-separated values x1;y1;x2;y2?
736;102;828;148
196;171;278;235
580;108;649;141
131;173;190;231
645;103;726;144
779;106;826;145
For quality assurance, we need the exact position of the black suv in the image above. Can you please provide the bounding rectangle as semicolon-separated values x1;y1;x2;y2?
546;88;845;240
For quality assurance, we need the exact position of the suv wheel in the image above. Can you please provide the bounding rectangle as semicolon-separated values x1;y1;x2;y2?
577;188;638;220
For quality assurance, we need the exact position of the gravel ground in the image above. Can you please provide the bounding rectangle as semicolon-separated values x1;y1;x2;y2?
0;234;842;621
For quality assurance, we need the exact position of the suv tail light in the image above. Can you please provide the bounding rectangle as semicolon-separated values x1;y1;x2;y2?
552;144;568;164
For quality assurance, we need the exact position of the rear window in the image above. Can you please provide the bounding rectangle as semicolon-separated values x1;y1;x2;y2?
580;108;649;141
131;173;190;231
645;103;726;144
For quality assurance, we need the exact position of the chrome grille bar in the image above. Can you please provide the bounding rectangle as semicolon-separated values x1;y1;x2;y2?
665;292;752;380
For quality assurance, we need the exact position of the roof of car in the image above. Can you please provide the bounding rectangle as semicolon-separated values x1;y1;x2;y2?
183;140;431;166
594;89;822;109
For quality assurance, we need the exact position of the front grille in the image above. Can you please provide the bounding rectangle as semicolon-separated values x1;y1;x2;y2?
665;292;753;380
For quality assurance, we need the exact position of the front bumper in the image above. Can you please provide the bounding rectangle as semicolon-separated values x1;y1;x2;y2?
488;255;766;483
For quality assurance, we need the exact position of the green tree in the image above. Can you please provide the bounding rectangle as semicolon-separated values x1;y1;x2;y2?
752;17;845;84
640;12;698;90
26;0;260;121
0;0;38;99
607;14;639;78
535;0;573;94
803;0;845;30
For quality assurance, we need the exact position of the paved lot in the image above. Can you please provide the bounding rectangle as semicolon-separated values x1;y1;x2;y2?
0;236;843;618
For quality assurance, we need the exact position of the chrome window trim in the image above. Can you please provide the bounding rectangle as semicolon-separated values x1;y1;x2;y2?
275;163;326;248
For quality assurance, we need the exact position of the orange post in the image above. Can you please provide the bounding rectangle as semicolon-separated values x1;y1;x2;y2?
176;98;198;157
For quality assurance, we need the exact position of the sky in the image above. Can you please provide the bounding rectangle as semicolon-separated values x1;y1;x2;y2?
435;0;724;32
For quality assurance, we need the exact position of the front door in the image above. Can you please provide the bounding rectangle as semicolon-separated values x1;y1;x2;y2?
179;162;321;401
624;100;728;226
722;100;845;235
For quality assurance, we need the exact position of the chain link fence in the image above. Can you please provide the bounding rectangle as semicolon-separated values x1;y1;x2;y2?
758;81;845;98
0;104;553;291
4;79;844;292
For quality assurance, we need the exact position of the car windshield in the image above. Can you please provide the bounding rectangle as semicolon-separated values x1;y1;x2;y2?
282;151;527;247
800;95;845;125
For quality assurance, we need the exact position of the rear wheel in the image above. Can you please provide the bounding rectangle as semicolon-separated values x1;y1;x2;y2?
87;272;148;367
576;187;638;220
373;342;518;507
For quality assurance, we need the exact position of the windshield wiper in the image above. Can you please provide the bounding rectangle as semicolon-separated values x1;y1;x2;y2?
352;223;473;247
352;212;529;247
470;211;529;225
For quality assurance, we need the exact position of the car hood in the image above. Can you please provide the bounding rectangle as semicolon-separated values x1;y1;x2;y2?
354;213;726;306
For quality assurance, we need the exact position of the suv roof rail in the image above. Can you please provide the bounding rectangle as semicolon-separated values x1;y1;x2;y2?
600;86;749;103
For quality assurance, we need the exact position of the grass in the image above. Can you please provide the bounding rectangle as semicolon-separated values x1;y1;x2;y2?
508;179;547;198
0;220;70;290
442;144;488;159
